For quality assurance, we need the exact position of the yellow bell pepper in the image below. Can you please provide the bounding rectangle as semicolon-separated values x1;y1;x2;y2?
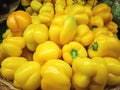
1;57;28;80
41;59;72;90
92;27;114;37
92;3;113;24
23;23;49;51
89;15;104;29
30;0;42;12
38;2;54;26
105;21;118;34
74;13;89;25
6;10;32;36
62;41;87;65
74;25;94;46
104;57;120;86
2;29;13;39
72;57;108;90
31;15;41;24
13;61;41;90
88;34;120;59
54;0;66;13
65;5;92;25
49;14;77;45
68;4;92;18
33;41;61;65
0;37;25;62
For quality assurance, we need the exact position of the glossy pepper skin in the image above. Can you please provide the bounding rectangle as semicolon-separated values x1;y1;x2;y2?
1;57;28;80
13;61;41;90
62;41;87;65
74;25;94;46
6;10;32;36
88;34;120;59
49;14;77;45
104;57;120;86
72;57;108;90
33;41;61;65
0;37;25;62
41;59;72;90
23;23;49;51
92;3;113;24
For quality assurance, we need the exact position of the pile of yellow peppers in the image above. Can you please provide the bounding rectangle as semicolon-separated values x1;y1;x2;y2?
0;0;120;90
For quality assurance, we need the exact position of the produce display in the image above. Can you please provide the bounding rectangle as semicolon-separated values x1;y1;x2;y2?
0;0;120;90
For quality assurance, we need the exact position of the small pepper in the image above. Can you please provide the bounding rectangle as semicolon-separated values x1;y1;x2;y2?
38;2;54;26
33;41;61;65
72;57;108;90
41;59;72;90
23;23;49;51
88;34;120;59
62;41;87;65
54;0;66;13
2;29;13;39
1;57;28;80
74;24;94;46
13;61;41;90
30;0;42;12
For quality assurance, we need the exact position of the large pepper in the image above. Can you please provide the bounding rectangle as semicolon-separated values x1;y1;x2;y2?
92;3;113;24
33;41;61;65
6;10;32;36
41;59;72;90
13;61;41;90
62;41;87;65
1;57;28;80
49;14;77;45
88;34;120;59
74;25;94;46
0;37;25;62
23;23;49;51
104;57;120;86
72;57;108;90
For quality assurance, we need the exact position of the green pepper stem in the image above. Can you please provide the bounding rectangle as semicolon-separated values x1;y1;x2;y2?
92;42;98;51
70;49;78;59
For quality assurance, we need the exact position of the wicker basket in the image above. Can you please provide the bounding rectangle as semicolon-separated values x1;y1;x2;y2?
0;74;120;90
